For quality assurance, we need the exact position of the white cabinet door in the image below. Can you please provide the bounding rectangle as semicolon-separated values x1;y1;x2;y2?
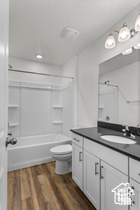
130;179;140;210
72;143;83;190
84;150;100;209
101;161;128;210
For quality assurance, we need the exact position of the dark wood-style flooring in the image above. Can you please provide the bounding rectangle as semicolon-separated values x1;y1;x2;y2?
8;162;96;210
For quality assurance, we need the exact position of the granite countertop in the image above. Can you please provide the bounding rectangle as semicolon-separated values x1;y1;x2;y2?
71;126;140;161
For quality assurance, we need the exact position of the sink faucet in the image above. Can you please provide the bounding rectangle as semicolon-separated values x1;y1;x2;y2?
122;125;135;140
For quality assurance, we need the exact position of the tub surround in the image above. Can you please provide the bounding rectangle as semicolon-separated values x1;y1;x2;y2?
8;80;72;137
71;122;140;161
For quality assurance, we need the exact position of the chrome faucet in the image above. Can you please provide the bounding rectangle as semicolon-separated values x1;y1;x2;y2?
122;125;135;140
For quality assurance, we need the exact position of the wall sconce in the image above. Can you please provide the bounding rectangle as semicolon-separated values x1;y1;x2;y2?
105;13;140;49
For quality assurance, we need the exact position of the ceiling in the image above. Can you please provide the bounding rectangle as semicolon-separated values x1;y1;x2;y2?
9;0;140;66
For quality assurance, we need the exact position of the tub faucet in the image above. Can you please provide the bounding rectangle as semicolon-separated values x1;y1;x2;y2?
122;125;135;140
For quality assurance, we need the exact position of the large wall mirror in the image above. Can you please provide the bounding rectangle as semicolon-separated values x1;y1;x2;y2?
98;44;140;127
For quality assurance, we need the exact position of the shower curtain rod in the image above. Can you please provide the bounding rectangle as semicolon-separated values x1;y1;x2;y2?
8;68;74;79
99;82;129;103
99;82;118;88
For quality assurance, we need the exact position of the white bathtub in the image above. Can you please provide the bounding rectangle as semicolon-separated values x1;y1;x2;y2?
8;134;72;171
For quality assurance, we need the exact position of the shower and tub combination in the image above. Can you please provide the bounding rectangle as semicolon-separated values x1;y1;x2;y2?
8;79;73;173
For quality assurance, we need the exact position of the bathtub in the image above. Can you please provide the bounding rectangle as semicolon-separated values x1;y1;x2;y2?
8;134;72;171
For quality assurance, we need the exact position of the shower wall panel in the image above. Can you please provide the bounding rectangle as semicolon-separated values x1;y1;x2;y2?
21;88;51;135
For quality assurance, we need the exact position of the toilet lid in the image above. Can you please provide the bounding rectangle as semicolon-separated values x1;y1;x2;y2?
50;144;72;154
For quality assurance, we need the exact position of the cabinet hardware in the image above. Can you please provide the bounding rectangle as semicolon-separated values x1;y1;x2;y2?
6;137;17;147
95;162;99;175
131;201;135;206
79;152;82;161
138;173;140;176
131;186;135;190
73;138;80;142
100;166;104;179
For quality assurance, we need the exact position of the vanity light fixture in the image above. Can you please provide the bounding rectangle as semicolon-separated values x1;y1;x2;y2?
122;48;133;55
36;54;43;59
105;34;116;49
134;43;140;49
105;13;140;49
118;23;130;42
135;13;140;31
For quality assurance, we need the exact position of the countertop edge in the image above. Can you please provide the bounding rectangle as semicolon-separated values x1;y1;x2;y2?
71;129;140;162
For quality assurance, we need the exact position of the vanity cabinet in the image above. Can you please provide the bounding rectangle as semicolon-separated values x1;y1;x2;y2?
101;161;128;210
84;150;100;209
72;133;84;191
130;158;140;210
72;132;130;210
84;137;128;210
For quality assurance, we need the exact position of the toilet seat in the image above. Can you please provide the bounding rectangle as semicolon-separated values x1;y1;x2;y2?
50;144;72;155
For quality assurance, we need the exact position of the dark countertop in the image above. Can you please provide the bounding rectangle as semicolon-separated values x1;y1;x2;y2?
71;127;140;161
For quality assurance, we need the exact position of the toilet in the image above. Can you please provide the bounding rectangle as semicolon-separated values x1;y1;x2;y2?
50;144;72;175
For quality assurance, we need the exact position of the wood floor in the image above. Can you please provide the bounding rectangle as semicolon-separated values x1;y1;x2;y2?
8;162;96;210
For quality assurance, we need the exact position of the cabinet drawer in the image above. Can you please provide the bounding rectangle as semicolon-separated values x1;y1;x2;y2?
72;133;83;147
130;158;140;183
84;138;128;175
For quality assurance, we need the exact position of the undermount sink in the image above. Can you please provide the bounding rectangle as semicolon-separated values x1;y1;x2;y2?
101;135;136;144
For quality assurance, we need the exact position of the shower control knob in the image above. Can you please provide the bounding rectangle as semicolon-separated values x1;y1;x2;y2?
6;137;17;147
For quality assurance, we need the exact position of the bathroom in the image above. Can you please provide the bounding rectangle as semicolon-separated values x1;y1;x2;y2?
0;0;140;210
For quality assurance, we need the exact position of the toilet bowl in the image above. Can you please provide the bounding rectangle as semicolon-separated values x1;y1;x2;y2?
50;144;72;175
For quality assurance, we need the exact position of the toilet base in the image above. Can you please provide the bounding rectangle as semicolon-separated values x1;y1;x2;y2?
55;159;72;175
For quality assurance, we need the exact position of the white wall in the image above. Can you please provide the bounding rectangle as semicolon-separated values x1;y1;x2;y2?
77;5;140;127
61;55;78;128
9;57;64;85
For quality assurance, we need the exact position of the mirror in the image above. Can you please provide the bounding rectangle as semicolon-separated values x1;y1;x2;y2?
98;45;140;127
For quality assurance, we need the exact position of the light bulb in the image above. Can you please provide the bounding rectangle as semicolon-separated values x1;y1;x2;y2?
134;43;140;49
122;48;132;55
36;54;43;59
105;35;116;49
135;14;140;31
120;31;127;39
118;24;130;42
